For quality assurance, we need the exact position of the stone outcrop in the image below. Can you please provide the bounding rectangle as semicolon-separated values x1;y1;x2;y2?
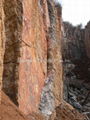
62;22;86;61
2;0;48;112
50;102;87;120
2;0;21;105
62;22;90;119
0;0;5;103
18;0;47;114
1;91;29;120
85;21;90;59
39;1;63;117
1;0;63;116
1;91;46;120
0;0;87;120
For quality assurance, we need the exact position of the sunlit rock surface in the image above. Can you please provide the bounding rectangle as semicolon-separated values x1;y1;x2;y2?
0;0;5;103
0;0;88;120
2;0;62;115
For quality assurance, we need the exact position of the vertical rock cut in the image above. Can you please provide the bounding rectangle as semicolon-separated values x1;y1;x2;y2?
0;0;5;103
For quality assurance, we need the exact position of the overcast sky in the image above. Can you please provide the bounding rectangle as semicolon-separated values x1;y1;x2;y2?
58;0;90;26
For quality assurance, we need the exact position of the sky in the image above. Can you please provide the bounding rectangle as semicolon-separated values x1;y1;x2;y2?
58;0;90;27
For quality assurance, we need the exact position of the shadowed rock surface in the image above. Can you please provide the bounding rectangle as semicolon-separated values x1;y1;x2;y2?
62;22;90;119
85;21;90;59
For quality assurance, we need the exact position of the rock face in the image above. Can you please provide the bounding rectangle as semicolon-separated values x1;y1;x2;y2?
0;0;5;103
1;0;63;116
62;22;90;119
39;1;63;117
18;0;47;114
62;22;86;61
2;0;47;113
2;0;21;105
0;0;87;120
85;21;90;59
1;92;29;120
1;91;46;120
51;102;87;120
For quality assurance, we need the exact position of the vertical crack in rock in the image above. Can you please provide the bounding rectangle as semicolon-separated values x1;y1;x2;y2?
2;0;23;105
39;0;56;117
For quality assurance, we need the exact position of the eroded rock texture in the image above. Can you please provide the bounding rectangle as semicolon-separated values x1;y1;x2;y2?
62;22;90;119
85;21;90;59
39;1;63;117
1;0;63;116
50;102;87;120
1;92;29;120
62;22;86;60
0;0;87;120
2;0;22;105
18;0;47;114
1;0;47;114
1;91;46;120
0;0;5;103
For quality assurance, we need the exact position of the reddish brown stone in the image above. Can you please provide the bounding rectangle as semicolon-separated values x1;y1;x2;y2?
49;101;87;120
0;0;87;120
1;91;29;120
0;0;5;103
18;0;47;114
